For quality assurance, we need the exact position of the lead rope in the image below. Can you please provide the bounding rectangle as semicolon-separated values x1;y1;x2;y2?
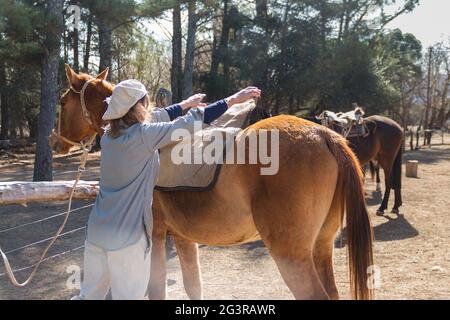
0;135;96;287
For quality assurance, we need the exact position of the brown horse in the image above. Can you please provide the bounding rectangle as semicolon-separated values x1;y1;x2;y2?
51;65;374;300
318;110;404;215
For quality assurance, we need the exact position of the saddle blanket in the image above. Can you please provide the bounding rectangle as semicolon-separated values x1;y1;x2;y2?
155;101;257;191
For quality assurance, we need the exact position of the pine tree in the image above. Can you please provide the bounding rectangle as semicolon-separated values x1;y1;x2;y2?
33;0;64;181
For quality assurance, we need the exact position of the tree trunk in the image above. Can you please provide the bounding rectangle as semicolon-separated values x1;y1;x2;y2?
0;61;9;140
280;0;291;111
72;28;79;72
117;35;122;82
409;126;414;151
436;73;450;127
208;0;231;100
343;0;351;37
423;47;433;145
25;106;39;140
183;1;198;99
338;5;344;41
171;4;183;102
97;17;112;81
255;0;270;111
210;0;229;78
63;30;68;62
83;13;93;72
33;0;64;182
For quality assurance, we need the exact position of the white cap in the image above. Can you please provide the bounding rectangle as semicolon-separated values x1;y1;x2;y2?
102;79;148;120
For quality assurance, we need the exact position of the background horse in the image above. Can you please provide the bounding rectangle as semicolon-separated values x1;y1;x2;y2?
318;110;404;215
51;65;374;300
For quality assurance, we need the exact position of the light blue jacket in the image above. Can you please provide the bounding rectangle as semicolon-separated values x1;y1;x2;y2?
86;108;204;250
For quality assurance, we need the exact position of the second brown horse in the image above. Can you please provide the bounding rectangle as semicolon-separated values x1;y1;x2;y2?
319;111;404;214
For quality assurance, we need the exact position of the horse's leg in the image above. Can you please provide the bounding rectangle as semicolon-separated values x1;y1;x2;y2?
313;189;343;300
251;152;336;300
376;164;381;192
391;147;403;214
392;188;402;214
147;212;168;300
377;157;393;215
254;195;331;299
173;234;203;300
269;245;329;300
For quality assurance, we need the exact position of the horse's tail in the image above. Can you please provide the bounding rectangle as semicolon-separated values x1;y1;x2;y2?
323;130;374;300
392;145;402;191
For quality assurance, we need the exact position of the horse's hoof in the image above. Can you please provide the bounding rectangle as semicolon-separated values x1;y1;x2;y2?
376;210;384;216
391;208;400;214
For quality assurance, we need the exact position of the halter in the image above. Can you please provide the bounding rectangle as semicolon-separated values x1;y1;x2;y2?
51;79;98;150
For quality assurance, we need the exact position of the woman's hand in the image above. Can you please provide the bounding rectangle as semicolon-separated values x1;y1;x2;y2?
225;87;262;108
179;93;207;110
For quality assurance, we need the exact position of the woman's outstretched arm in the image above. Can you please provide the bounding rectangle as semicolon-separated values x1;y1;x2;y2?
142;87;261;151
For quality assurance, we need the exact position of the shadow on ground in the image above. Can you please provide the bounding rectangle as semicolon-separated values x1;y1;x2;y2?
366;190;382;206
372;213;419;241
404;147;450;165
335;213;419;248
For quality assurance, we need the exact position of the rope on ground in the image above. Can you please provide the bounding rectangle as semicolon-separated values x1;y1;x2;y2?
0;203;93;234
0;245;85;278
0;135;96;287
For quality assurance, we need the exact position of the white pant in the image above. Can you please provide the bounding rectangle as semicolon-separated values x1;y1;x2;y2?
72;232;151;300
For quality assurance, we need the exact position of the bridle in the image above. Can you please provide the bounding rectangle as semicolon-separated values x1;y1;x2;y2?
51;79;98;150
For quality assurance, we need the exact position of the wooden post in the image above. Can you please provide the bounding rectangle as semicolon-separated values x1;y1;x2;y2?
405;160;419;178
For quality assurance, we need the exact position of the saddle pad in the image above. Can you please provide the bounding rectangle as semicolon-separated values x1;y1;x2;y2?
155;101;256;191
346;122;369;138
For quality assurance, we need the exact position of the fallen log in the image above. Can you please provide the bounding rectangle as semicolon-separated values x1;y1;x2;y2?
0;181;99;205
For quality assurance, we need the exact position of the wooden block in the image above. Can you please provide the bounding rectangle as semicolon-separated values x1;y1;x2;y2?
405;160;418;178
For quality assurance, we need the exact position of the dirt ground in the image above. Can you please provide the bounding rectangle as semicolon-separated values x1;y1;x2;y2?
0;135;449;300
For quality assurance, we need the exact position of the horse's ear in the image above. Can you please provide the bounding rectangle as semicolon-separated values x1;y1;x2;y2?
65;64;80;87
96;68;109;81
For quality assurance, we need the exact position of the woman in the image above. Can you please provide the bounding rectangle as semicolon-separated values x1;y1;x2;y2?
72;79;261;300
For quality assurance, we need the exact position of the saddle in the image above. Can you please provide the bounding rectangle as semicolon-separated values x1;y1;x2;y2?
155;101;257;191
318;106;370;138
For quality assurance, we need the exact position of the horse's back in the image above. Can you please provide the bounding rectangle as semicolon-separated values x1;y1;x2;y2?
358;115;403;164
365;115;403;135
